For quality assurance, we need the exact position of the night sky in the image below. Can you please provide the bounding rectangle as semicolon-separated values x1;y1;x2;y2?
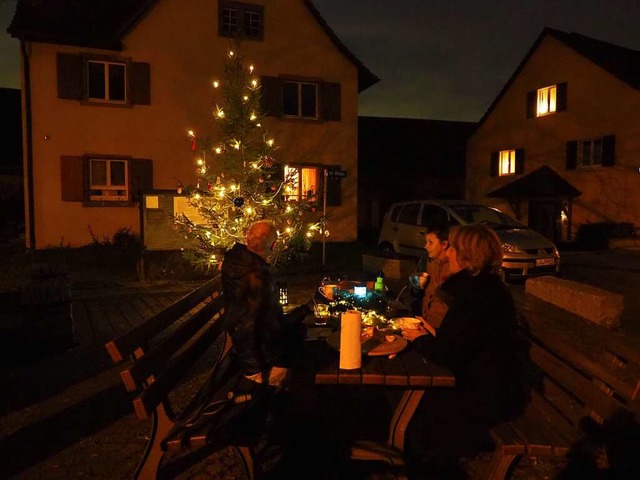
2;0;640;121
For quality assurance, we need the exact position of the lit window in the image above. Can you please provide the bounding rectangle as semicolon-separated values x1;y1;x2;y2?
283;81;318;119
219;1;264;40
87;61;126;102
283;165;319;201
499;150;516;176
578;138;603;168
89;159;129;201
536;85;557;116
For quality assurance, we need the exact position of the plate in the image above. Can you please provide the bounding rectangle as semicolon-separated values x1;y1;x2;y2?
325;331;407;356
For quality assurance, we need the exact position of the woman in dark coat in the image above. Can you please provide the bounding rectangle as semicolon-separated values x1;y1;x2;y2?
403;224;529;479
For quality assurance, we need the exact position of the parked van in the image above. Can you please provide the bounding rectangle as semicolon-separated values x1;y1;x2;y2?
378;200;560;280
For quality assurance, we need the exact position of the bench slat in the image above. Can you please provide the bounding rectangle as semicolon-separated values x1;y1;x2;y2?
133;315;227;419
528;391;579;455
105;276;221;363
490;422;526;455
120;295;224;392
529;342;626;425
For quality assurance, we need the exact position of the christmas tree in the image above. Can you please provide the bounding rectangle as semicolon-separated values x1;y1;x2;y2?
176;48;324;270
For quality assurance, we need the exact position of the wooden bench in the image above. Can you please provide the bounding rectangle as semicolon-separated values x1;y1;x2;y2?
104;275;255;480
486;324;640;479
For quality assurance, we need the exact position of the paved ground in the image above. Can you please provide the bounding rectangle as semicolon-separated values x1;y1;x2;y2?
1;245;638;479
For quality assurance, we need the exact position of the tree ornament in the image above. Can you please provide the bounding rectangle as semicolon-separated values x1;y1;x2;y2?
233;197;245;208
259;177;265;183
207;182;213;190
263;156;274;168
270;185;277;191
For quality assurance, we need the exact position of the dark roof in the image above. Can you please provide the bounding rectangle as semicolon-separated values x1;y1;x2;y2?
358;116;477;176
478;27;640;126
487;166;581;199
7;0;378;92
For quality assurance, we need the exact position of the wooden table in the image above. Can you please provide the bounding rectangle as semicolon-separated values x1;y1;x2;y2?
295;331;455;467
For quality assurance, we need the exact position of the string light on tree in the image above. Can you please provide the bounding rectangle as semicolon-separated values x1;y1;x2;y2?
175;45;323;270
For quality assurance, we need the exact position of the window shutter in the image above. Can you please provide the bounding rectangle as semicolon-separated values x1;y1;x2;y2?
526;90;536;118
321;82;341;121
326;176;342;206
490;152;499;177
130;158;153;202
130;62;151;105
602;135;616;167
556;82;568;111
515;149;525;174
566;141;578;170
60;155;85;201
260;76;282;117
57;53;84;100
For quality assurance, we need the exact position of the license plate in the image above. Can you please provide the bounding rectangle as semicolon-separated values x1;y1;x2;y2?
535;258;555;267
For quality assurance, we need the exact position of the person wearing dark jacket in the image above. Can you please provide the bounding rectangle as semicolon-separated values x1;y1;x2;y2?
220;220;312;476
222;220;310;385
403;224;529;479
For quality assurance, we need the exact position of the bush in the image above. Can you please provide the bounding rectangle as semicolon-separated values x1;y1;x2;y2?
112;227;141;251
575;221;637;250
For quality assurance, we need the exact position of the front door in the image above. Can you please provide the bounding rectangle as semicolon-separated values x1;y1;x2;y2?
528;200;561;244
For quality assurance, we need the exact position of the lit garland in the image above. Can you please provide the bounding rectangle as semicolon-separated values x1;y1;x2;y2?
175;47;325;270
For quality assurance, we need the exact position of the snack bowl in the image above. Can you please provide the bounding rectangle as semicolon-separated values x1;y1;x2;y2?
392;317;422;330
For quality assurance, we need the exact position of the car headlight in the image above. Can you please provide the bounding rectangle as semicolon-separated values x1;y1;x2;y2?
502;242;523;254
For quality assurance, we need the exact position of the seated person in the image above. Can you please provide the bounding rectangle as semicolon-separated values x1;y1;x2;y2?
420;224;451;329
403;224;529;478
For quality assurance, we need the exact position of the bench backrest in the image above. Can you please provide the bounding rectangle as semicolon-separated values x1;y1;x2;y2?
104;275;229;419
524;331;638;428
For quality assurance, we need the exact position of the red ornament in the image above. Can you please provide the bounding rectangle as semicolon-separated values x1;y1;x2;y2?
263;156;274;168
312;207;316;212
207;182;213;190
191;139;196;151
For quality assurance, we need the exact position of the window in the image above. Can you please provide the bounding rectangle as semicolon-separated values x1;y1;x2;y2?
260;76;341;121
397;203;421;225
491;149;524;177
284;165;319;201
499;150;516;176
566;136;615;170
57;53;150;106
527;82;567;118
283;81;318;119
578;138;603;168
87;61;126;103
219;1;264;40
61;155;152;204
420;205;450;227
89;159;129;201
536;85;556;116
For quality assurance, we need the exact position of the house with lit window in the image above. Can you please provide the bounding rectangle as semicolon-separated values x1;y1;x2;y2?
8;0;377;249
466;27;640;244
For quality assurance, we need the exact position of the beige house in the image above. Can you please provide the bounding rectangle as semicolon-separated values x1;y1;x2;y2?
8;0;377;249
467;28;640;244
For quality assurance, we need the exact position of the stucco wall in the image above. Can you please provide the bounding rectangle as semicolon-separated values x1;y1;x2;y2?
467;35;640;233
24;0;359;248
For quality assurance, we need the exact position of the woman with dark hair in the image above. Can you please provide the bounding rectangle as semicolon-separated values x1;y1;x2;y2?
403;224;529;479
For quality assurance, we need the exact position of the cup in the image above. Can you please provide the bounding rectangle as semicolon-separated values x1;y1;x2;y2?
319;284;338;300
313;303;330;325
409;272;429;290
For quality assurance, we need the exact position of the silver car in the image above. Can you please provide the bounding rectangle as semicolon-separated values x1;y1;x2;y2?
378;200;560;280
